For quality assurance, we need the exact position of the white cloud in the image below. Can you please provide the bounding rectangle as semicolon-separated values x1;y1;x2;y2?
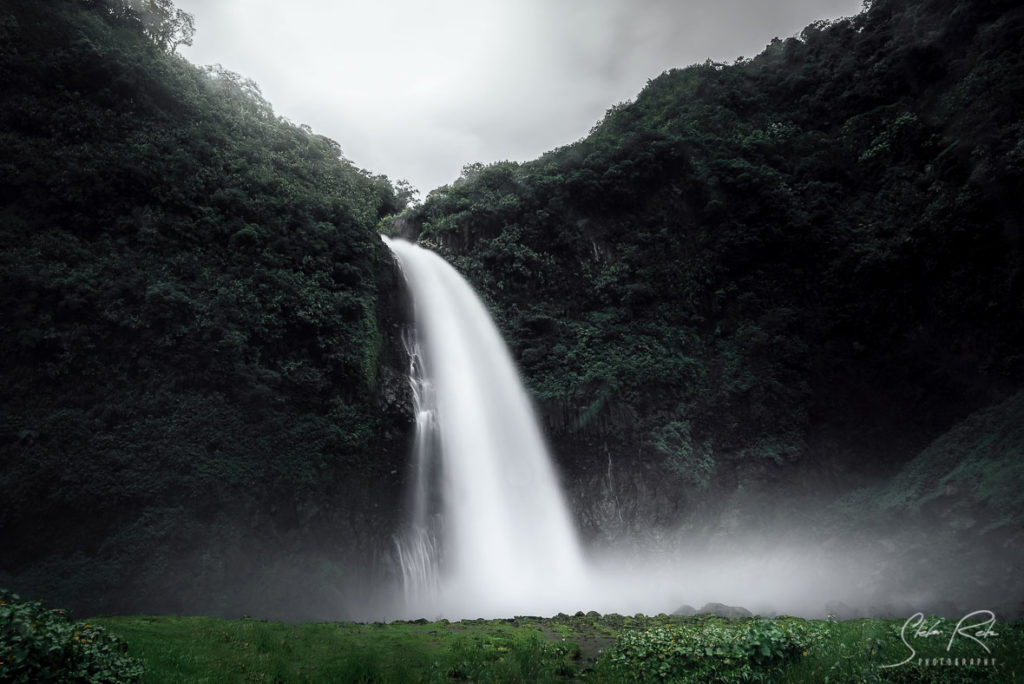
174;0;864;194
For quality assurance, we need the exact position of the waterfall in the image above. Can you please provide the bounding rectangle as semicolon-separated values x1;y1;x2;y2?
379;236;887;621
384;236;588;619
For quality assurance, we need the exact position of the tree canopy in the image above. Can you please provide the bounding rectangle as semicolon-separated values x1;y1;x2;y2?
0;0;411;618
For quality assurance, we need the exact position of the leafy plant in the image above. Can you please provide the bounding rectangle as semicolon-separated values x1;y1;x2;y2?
597;618;825;682
0;589;143;683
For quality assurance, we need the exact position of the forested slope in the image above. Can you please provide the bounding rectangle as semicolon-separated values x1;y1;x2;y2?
402;0;1024;540
0;0;412;619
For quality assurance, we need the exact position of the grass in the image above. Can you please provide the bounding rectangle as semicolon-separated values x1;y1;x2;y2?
89;612;1024;683
783;617;1023;683
88;614;579;682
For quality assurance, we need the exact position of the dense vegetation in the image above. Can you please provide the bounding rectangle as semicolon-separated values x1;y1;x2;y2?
0;589;142;683
0;0;413;619
401;0;1024;546
86;611;1024;682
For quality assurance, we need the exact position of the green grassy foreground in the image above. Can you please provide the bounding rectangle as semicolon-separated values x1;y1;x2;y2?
89;612;1024;683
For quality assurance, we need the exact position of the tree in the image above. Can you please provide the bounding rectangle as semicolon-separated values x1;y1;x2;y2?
394;179;421;208
99;0;195;53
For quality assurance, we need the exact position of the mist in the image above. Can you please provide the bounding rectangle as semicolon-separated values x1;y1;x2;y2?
358;512;1020;623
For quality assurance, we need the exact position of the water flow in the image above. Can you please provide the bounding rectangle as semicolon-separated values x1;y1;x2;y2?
384;236;588;618
393;332;442;607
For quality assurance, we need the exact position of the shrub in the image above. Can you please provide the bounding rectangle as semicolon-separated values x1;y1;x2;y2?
0;589;143;683
599;617;825;682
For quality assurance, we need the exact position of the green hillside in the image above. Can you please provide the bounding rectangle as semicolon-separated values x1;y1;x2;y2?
0;0;412;619
401;0;1024;539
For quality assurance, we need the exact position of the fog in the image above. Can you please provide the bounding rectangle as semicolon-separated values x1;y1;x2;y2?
372;520;1017;623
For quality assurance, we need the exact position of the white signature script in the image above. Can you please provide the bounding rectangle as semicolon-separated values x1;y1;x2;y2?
881;610;998;669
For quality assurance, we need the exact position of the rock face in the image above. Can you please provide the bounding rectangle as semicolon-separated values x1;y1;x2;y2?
559;437;689;548
375;247;417;450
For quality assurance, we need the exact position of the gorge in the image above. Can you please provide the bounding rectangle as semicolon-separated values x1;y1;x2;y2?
1;0;1022;624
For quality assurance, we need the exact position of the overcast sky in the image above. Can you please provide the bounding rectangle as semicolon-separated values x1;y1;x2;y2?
173;0;865;196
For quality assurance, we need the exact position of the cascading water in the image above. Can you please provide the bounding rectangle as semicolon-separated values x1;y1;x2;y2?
380;236;908;621
392;332;443;607
384;236;589;618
